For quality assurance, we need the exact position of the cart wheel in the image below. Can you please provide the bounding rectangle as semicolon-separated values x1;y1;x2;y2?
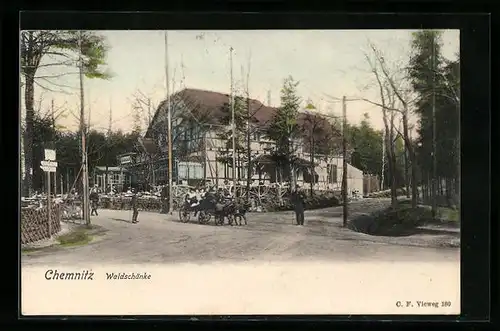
179;207;190;223
198;211;211;224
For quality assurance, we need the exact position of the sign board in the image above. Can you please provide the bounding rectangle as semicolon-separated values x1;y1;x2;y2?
41;165;57;172
120;155;132;165
41;161;58;168
44;149;56;161
40;160;58;173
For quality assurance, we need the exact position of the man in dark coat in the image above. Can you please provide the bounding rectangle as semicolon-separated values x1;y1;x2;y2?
131;188;139;223
160;185;169;214
291;186;306;225
89;189;99;216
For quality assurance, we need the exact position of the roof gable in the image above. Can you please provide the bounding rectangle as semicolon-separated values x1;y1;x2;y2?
145;88;341;142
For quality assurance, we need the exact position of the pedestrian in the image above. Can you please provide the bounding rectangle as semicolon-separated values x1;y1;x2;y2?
291;186;306;225
90;188;99;216
131;188;139;224
160;185;169;214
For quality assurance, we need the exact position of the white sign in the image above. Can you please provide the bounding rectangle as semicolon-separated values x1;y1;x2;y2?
41;161;58;168
44;149;56;161
120;155;132;165
40;165;57;173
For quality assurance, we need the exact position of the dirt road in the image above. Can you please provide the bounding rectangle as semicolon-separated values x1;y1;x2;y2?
21;200;459;266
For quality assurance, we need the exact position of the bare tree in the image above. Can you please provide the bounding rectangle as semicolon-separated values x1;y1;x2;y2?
363;50;399;207
367;42;420;208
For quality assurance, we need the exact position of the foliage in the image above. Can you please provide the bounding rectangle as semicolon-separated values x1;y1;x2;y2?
265;76;302;182
28;114;140;193
345;114;384;178
20;30;112;82
409;30;460;205
21;30;112;196
216;93;248;156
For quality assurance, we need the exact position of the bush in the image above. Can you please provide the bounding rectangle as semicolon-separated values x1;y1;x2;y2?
266;191;341;212
366;188;408;199
365;204;433;236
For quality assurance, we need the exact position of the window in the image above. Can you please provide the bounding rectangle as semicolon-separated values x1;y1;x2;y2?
327;164;337;184
303;170;317;184
224;163;229;179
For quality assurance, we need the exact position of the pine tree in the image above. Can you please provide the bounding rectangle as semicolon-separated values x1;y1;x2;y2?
409;30;459;208
20;31;112;196
266;75;302;187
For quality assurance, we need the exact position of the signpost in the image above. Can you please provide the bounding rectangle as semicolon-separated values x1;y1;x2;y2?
41;149;57;237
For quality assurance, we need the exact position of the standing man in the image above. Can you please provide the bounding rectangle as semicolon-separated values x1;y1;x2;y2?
89;188;99;216
160;184;169;214
291;186;306;225
131;188;139;224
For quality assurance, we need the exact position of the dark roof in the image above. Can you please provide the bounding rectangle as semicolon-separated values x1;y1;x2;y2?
148;88;340;141
166;88;276;126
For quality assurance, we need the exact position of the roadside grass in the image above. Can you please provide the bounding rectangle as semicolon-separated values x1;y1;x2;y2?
22;225;107;254
437;207;460;222
56;229;92;247
21;247;42;253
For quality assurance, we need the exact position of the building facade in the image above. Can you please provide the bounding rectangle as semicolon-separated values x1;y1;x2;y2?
126;88;364;195
91;166;131;192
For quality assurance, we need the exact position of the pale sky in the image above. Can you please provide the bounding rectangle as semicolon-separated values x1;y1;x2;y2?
20;29;459;133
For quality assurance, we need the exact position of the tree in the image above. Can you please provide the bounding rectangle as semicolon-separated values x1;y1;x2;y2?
409;30;459;210
363;49;400;207
300;102;337;196
346;115;384;183
360;41;424;208
20;30;112;196
266;75;302;189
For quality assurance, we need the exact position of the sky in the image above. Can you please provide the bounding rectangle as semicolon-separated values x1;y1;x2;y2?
20;29;459;134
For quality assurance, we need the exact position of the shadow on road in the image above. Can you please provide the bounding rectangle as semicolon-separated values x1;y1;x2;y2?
111;218;133;224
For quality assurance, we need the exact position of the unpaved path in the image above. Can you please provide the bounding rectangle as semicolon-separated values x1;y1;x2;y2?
21;199;459;266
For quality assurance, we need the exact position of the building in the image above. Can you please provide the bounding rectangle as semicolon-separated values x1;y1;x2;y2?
91;166;131;192
123;88;364;195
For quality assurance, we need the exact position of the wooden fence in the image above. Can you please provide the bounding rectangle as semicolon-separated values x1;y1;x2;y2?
21;205;61;244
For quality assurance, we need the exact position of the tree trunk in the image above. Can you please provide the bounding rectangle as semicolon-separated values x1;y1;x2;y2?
310;136;314;197
427;174;432;205
23;73;36;197
401;113;417;208
445;177;452;207
105;165;109;193
389;111;398;207
246;135;252;204
404;145;410;198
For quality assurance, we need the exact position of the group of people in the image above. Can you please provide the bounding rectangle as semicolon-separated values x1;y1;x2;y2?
86;182;307;226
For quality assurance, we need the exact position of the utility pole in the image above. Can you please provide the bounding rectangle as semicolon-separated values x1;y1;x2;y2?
381;126;386;190
165;31;173;214
87;90;91;132
230;46;237;196
342;96;348;227
51;99;57;195
108;98;113;135
78;31;90;226
431;35;437;218
147;98;152;127
87;91;92;189
180;54;186;89
147;98;155;186
104;98;112;192
245;54;252;204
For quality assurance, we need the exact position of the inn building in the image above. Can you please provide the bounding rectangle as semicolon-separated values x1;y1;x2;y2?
120;88;364;195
